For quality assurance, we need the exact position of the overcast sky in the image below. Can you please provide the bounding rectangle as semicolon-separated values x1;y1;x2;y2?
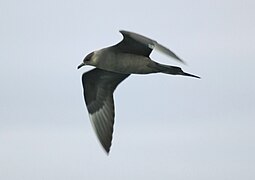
1;0;255;179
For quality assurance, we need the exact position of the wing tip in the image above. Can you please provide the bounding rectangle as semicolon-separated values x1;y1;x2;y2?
177;57;186;65
119;30;131;37
104;147;111;155
101;142;111;155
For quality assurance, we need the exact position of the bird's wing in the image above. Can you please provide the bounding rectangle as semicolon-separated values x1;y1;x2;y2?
113;30;185;64
82;68;130;153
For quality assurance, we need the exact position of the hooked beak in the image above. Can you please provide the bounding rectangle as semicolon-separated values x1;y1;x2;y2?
77;62;85;69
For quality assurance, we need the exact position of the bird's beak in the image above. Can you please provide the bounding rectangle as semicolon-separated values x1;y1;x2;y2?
77;62;85;69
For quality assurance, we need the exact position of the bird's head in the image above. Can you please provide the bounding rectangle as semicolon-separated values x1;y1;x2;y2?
77;52;95;69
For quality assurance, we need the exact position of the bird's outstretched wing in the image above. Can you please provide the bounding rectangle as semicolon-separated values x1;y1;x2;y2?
113;30;185;64
82;68;130;153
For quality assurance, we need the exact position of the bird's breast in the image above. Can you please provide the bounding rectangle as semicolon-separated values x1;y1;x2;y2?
97;52;156;74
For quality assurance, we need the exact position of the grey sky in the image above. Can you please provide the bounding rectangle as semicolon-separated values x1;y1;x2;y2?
1;0;255;179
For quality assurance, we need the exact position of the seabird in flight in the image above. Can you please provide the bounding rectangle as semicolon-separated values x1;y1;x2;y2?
78;30;200;154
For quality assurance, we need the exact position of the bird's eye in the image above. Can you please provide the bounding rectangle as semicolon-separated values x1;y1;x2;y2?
85;52;94;61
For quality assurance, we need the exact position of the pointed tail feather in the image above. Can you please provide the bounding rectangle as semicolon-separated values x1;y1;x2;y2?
157;64;200;79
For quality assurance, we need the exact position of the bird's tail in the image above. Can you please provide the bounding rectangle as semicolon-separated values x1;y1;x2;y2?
156;63;200;79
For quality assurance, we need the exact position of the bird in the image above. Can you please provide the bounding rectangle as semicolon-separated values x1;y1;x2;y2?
78;30;200;154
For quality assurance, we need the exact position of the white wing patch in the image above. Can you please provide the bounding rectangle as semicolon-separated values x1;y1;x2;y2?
88;98;114;152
